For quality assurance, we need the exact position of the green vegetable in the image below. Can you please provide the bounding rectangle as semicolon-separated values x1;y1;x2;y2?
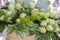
0;9;6;17
31;13;38;21
39;12;48;19
0;0;60;40
4;15;9;22
31;8;39;14
20;13;27;18
52;23;59;32
10;10;20;22
16;18;20;24
46;25;53;31
15;3;22;10
40;20;47;27
0;15;4;21
6;11;12;16
49;19;55;25
29;2;35;9
46;18;50;23
0;23;5;32
39;27;46;33
8;4;15;11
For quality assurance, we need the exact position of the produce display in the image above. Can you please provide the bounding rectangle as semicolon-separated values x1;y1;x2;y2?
0;0;60;40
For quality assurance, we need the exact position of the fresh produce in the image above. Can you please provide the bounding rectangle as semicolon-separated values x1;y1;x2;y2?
15;3;22;10
0;15;4;20
16;18;20;24
39;12;48;19
6;11;12;16
31;8;39;14
48;19;55;25
20;13;27;18
40;20;47;27
46;25;53;31
31;13;38;21
0;0;60;40
8;4;15;11
50;11;60;19
52;23;59;32
29;2;35;9
0;9;6;17
39;27;46;33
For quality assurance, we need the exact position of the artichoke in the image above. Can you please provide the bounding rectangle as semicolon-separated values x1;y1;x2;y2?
8;4;15;11
52;23;59;32
6;11;12;16
40;20;47;27
16;18;20;24
20;13;27;18
31;8;39;14
49;19;55;25
39;27;46;33
31;13;38;21
29;2;35;9
39;12;48;19
0;15;4;21
15;3;22;10
46;25;53;31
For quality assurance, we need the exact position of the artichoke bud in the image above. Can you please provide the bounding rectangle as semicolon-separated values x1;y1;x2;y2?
15;3;22;10
0;15;4;21
46;18;50;23
31;8;39;14
52;23;59;32
16;18;20;24
49;19;55;25
31;13;38;21
39;27;46;33
40;20;47;27
29;2;35;9
8;17;12;23
6;11;12;16
39;12;48;19
54;26;59;32
20;13;27;18
26;20;33;25
46;25;53;31
8;4;15;11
